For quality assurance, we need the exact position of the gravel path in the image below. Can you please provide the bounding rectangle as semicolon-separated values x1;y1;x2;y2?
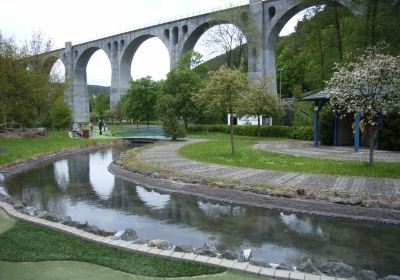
253;140;400;162
138;139;400;197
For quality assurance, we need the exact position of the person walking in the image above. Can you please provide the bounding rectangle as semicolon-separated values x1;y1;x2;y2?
98;119;103;135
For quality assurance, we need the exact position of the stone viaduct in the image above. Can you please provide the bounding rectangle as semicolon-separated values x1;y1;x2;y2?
44;0;353;123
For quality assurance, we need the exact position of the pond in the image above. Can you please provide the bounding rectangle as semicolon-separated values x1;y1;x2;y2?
4;145;400;276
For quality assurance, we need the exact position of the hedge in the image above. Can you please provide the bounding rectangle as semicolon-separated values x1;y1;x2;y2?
187;124;314;140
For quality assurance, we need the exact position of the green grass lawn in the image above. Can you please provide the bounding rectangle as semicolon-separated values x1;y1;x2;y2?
0;211;258;280
0;131;112;167
181;134;400;178
0;261;255;280
0;217;224;278
0;211;15;234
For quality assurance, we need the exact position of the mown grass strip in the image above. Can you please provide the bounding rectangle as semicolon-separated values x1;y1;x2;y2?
0;131;112;167
0;220;224;278
180;138;400;178
0;261;256;280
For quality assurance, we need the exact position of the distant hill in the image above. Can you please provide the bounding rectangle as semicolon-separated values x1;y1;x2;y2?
88;85;110;96
202;44;248;71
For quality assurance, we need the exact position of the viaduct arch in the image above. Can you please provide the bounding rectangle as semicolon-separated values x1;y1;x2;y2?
44;0;355;123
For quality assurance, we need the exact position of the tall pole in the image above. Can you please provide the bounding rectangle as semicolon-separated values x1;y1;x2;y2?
280;69;282;101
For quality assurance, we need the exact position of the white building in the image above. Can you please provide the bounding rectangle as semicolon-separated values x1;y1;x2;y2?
227;114;273;126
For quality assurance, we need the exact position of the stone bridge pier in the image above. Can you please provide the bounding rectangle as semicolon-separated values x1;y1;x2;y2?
48;0;355;123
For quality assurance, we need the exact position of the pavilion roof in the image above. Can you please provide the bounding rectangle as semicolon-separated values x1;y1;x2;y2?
301;90;328;101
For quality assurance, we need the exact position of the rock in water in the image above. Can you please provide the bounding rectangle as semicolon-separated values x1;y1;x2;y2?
61;216;74;226
121;228;138;241
382;276;400;280
133;238;148;245
194;243;218;257
148;239;170;247
112;230;125;240
297;259;319;274
12;201;25;210
84;225;100;235
318;262;355;278
156;240;173;250
277;263;294;271
237;249;252;262
249;257;271;268
221;251;238;261
355;270;377;280
174;245;193;253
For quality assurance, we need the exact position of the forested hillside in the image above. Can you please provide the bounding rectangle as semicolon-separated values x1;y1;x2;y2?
276;1;400;98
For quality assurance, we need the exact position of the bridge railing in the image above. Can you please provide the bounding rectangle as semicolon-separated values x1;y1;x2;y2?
113;125;165;137
55;0;249;49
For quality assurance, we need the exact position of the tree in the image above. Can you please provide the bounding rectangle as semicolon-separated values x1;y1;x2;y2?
0;30;65;127
160;108;186;140
0;33;25;126
111;102;123;124
122;76;158;125
160;51;207;128
327;46;400;164
94;92;109;119
202;7;260;69
195;66;250;154
50;96;72;129
22;31;64;126
239;79;283;136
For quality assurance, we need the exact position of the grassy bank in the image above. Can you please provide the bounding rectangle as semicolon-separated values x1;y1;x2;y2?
0;131;112;167
0;261;255;280
0;215;224;278
181;134;400;178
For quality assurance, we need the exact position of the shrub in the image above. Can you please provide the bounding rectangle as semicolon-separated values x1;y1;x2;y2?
161;109;186;140
289;126;314;140
50;97;72;129
187;124;313;140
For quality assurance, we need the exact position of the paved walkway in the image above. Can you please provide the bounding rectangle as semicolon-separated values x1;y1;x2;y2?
138;139;400;197
253;141;400;162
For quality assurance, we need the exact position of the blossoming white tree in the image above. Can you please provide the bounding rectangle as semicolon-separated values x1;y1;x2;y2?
327;47;400;164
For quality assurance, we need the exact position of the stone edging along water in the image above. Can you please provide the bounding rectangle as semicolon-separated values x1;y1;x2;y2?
109;163;400;225
0;201;356;280
0;143;398;279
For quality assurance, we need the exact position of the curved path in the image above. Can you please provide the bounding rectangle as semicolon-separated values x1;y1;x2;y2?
253;140;400;162
138;139;400;197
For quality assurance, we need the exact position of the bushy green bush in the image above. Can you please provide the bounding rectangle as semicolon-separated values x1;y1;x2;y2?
289;126;314;140
161;109;186;140
50;97;72;129
187;124;313;140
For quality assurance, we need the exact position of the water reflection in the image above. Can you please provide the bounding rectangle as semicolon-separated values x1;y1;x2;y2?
280;213;329;239
53;160;69;190
136;186;170;210
89;149;114;199
4;145;400;275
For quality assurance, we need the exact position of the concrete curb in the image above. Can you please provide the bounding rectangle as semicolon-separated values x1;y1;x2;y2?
0;201;349;280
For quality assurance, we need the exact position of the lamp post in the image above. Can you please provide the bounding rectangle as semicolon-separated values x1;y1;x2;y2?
278;68;283;102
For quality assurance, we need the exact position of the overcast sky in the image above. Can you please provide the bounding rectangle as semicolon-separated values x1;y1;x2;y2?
0;0;302;86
